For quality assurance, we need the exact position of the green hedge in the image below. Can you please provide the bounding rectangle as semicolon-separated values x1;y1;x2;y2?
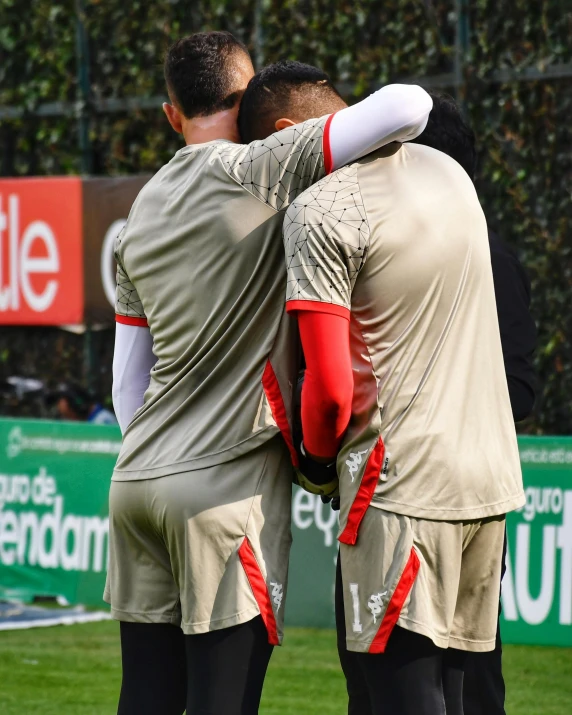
0;1;570;434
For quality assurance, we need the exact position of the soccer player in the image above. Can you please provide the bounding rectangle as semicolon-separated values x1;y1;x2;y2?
241;61;525;714
412;93;537;715
108;33;432;715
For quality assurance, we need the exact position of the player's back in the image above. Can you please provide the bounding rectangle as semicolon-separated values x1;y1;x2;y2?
285;143;524;521
113;120;328;479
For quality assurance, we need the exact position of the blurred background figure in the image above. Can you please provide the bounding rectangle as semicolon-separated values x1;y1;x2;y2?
46;382;117;425
0;376;46;417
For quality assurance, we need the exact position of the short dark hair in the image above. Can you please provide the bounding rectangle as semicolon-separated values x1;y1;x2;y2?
238;60;346;143
164;32;250;119
411;92;477;180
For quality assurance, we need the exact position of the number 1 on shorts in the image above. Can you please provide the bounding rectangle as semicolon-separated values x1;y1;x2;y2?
349;582;363;633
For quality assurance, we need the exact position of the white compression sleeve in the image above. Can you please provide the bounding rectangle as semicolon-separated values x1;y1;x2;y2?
112;322;155;434
328;84;432;171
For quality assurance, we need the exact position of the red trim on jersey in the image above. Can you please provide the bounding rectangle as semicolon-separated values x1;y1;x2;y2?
339;437;385;546
286;300;350;320
262;361;299;467
369;547;421;654
115;314;148;327
238;538;280;646
323;113;336;174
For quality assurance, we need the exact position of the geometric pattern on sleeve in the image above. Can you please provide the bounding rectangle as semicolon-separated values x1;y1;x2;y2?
115;262;146;318
283;165;370;308
219;118;326;213
114;223;145;319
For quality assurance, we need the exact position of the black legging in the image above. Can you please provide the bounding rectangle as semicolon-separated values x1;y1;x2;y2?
336;558;467;715
117;615;273;715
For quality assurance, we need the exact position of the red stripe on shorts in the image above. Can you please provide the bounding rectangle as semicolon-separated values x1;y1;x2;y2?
262;360;299;467
238;537;280;646
323;113;336;175
369;547;421;654
338;437;385;546
115;314;148;327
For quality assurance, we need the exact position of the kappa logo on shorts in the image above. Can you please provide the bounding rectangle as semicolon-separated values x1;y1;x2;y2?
367;591;388;624
270;582;284;610
346;449;369;482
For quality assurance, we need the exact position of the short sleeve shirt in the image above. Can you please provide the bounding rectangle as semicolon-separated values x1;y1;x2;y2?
113;117;332;479
284;143;524;523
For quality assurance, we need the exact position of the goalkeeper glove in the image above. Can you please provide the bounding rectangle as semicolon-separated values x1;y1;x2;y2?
294;441;339;499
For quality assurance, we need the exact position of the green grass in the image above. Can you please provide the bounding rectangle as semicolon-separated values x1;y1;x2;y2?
0;622;570;714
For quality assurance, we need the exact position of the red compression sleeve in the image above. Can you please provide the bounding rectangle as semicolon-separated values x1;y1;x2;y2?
298;310;353;460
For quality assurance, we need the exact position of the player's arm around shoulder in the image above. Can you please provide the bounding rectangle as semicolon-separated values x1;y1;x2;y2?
221;84;432;213
218;117;330;212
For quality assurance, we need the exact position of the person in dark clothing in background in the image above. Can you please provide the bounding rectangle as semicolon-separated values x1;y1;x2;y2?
46;382;118;425
487;230;537;422
413;93;537;715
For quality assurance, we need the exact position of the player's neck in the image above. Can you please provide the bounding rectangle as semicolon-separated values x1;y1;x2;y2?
183;106;241;146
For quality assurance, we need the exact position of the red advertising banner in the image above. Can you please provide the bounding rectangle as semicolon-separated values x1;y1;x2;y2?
0;178;83;325
0;175;150;326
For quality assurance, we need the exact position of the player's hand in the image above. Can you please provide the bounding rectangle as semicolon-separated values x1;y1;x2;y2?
294;467;339;499
292;369;339;497
294;441;340;498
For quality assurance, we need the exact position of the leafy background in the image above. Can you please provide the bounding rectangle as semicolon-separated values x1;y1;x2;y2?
0;0;570;433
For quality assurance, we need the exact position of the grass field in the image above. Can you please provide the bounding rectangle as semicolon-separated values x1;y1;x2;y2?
0;622;571;714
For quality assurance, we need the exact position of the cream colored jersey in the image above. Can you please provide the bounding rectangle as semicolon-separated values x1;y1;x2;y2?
114;118;331;480
284;143;525;537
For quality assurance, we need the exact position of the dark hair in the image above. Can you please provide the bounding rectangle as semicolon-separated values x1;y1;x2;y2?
238;60;346;143
411;92;477;181
164;32;250;119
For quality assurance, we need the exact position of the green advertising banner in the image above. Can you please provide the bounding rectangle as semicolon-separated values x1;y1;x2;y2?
0;420;119;605
287;488;339;629
500;437;572;647
0;420;570;646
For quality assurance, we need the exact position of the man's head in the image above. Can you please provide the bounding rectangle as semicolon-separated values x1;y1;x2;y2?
411;92;477;181
238;60;347;143
163;32;254;142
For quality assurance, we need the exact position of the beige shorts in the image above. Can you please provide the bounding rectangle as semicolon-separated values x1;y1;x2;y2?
104;436;293;644
340;507;505;654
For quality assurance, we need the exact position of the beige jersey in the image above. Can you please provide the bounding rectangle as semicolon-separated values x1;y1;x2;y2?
284;143;525;533
113;117;331;480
